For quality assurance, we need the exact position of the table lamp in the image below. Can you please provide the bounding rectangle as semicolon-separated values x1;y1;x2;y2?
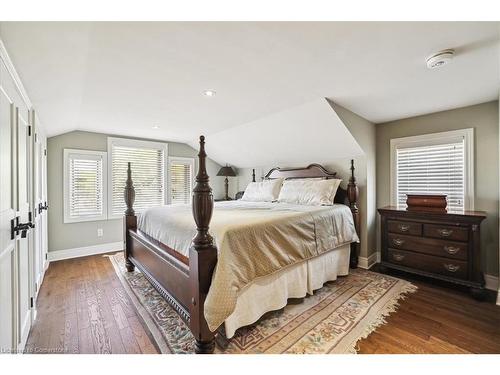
217;165;237;200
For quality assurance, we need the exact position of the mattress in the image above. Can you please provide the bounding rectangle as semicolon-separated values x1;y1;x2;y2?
137;200;359;331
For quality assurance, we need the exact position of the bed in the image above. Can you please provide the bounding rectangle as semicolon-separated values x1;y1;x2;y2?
123;136;361;353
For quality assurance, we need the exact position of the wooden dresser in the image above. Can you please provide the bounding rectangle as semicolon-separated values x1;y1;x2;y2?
378;206;487;299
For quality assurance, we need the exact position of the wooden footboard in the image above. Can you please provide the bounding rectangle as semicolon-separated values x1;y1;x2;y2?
123;136;360;354
124;136;217;353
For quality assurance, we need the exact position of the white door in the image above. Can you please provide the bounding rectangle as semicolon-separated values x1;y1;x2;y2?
0;69;16;352
0;57;35;353
15;105;33;351
32;110;48;317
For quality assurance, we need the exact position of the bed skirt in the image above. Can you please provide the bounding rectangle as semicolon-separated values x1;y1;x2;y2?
223;243;351;338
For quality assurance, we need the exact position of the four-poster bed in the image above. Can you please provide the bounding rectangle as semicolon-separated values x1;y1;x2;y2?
123;135;360;353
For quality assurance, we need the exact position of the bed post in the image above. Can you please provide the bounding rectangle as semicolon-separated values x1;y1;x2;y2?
347;159;360;269
189;135;217;354
252;168;256;182
124;162;136;272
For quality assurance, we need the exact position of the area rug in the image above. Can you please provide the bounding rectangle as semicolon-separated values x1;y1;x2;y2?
108;252;416;354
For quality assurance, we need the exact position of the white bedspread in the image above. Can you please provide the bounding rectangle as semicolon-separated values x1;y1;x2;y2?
137;200;359;331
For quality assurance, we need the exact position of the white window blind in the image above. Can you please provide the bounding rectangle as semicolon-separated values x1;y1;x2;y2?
109;139;167;216
169;158;194;205
64;149;107;223
396;141;465;211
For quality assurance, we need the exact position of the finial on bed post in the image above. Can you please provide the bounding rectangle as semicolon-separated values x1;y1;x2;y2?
190;135;217;354
252;169;256;183
347;159;360;269
124;162;137;272
192;135;214;249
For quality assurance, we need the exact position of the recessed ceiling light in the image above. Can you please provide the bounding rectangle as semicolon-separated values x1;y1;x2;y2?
202;89;216;97
426;49;455;69
152;125;160;129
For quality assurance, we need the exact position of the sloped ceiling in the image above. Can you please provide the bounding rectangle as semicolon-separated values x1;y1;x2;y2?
0;22;498;143
195;98;364;168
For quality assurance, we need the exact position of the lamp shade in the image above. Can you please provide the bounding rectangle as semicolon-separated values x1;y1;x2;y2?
217;166;237;177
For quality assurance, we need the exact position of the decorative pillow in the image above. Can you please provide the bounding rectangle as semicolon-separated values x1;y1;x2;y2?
277;179;342;206
241;178;284;202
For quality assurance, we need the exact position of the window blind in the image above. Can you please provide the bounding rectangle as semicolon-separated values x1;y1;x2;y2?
170;160;193;205
111;145;165;215
68;154;104;218
396;140;465;211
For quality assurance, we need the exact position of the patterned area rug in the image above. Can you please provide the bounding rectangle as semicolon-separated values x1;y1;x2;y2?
108;252;416;354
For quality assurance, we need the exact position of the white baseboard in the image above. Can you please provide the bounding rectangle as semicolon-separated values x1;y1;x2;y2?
358;251;380;270
484;274;499;292
48;241;124;262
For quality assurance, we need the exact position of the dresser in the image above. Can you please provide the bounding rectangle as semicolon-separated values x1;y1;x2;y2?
378;206;487;299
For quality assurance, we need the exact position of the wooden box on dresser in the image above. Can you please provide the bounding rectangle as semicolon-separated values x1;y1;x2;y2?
378;206;487;299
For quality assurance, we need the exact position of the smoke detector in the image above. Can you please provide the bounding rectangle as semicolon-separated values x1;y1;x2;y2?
426;49;455;69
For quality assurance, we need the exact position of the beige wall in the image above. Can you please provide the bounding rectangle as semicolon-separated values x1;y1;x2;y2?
47;130;224;252
376;101;499;276
330;102;377;261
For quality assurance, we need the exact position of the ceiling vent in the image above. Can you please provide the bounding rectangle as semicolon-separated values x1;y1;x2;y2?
426;49;455;69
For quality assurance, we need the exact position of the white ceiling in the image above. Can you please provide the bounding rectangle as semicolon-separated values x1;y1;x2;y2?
198;98;364;168
0;22;498;144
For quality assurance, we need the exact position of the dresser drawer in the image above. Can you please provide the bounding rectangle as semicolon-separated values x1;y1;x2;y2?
387;249;468;280
423;224;468;242
387;220;422;236
387;233;467;260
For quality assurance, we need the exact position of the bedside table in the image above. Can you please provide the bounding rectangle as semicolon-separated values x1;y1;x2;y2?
378;206;487;299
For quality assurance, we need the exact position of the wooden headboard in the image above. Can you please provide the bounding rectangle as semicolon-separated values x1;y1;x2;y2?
264;163;348;205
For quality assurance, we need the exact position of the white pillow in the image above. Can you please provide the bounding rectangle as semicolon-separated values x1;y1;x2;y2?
241;178;284;202
277;179;342;206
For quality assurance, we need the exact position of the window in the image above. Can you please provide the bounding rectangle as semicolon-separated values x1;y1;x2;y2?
169;157;195;204
63;149;107;223
391;129;474;211
108;137;168;218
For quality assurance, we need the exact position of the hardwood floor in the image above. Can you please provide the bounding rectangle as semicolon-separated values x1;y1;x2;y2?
26;253;500;354
358;269;500;354
25;253;159;354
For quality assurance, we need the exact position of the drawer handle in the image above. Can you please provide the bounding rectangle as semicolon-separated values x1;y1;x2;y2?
392;253;405;261
443;263;460;272
444;246;461;255
438;228;453;237
398;224;410;232
392;238;405;246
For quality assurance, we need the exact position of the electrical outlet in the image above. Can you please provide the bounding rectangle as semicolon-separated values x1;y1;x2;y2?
97;228;103;237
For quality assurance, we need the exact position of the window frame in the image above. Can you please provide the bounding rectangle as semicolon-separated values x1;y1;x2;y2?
390;128;474;211
167;156;195;205
63;148;108;223
107;137;168;220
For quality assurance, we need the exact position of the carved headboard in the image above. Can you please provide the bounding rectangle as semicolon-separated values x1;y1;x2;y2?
264;163;348;205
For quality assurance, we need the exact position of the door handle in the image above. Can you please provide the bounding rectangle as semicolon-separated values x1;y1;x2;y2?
12;221;35;239
38;202;49;214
